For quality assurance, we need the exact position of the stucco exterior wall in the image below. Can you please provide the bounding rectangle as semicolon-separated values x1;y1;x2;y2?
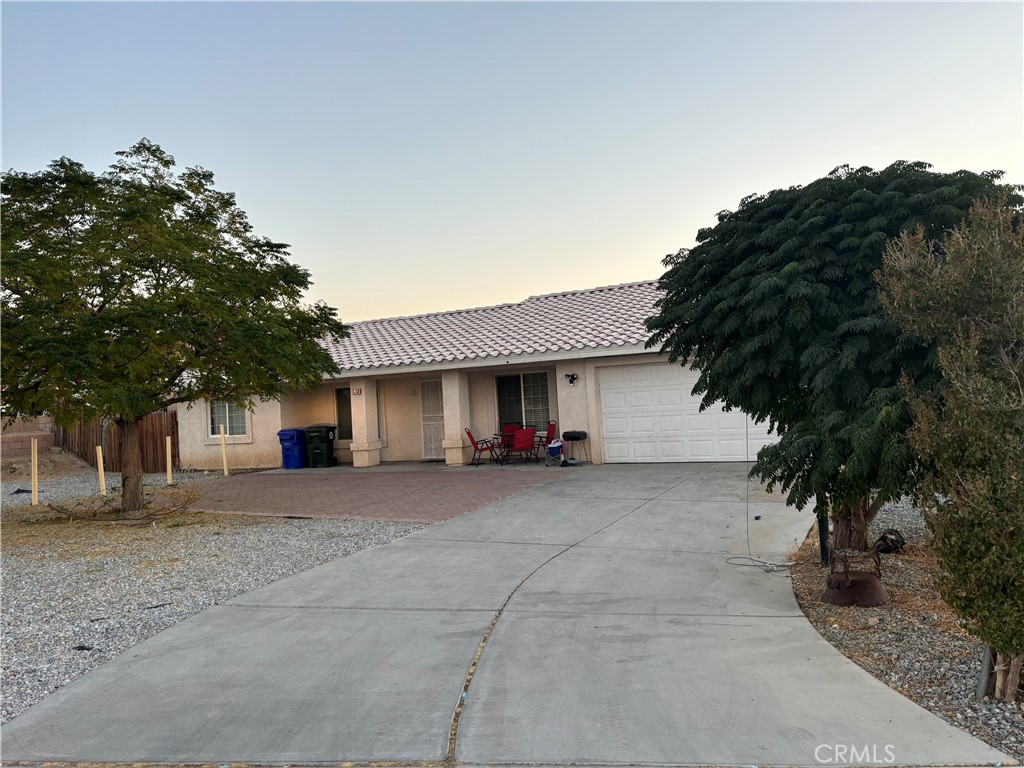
174;398;283;470
554;361;590;436
173;354;669;469
379;376;429;462
467;371;498;439
279;388;335;431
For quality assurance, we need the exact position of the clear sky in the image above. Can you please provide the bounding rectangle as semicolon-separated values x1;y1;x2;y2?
3;1;1022;321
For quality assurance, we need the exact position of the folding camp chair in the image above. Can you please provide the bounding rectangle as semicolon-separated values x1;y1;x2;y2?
535;420;557;451
502;427;539;464
465;428;500;466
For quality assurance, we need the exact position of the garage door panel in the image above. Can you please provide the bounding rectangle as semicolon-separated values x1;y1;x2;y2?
604;417;629;436
660;442;686;459
688;441;715;460
718;439;747;460
631;416;655;433
604;441;631;461
656;389;683;408
603;392;627;410
718;411;747;430
633;442;657;460
600;364;775;463
627;391;654;408
601;367;628;387
653;364;694;385
686;414;715;433
626;366;655;384
658;414;683;432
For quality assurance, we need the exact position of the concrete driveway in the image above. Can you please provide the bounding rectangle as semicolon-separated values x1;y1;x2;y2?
1;463;1009;766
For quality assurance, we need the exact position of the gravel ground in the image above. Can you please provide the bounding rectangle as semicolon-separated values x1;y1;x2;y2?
1;505;426;723
790;497;1024;760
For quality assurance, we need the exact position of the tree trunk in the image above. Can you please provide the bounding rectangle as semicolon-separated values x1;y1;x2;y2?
831;496;884;551
993;652;1022;703
119;418;145;514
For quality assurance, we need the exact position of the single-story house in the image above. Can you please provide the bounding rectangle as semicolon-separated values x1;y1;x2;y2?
175;280;773;469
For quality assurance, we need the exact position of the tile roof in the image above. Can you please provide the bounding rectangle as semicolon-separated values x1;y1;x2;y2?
325;280;662;372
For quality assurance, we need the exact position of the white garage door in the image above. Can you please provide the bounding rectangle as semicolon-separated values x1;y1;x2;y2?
600;364;774;463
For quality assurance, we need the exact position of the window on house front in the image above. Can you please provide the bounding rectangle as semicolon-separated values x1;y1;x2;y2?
496;372;549;428
209;400;247;437
336;387;353;440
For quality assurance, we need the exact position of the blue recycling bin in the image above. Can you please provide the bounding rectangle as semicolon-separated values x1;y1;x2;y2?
277;428;307;469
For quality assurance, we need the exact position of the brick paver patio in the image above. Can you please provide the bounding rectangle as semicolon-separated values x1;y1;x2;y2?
190;464;567;522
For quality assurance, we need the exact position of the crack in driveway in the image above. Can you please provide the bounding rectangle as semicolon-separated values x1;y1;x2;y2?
445;465;719;762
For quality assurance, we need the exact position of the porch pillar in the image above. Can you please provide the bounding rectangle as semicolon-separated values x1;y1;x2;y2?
441;370;472;466
349;378;382;468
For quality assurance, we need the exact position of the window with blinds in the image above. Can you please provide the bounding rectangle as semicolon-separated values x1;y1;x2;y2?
209;400;247;437
496;372;549;427
522;372;549;426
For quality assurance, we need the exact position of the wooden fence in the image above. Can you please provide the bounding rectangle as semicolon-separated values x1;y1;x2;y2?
54;410;179;473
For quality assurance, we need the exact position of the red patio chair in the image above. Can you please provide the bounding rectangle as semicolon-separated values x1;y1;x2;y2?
503;427;538;464
465;428;500;466
497;423;519;453
535;420;557;451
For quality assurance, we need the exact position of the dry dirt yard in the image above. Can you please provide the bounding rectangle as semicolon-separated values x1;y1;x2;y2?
2;449;96;481
790;517;1023;761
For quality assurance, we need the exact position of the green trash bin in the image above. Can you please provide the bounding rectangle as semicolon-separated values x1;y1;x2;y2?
305;423;338;468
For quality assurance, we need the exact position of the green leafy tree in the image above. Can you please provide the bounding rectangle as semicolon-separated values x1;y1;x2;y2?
646;162;1018;550
1;140;348;512
878;200;1023;701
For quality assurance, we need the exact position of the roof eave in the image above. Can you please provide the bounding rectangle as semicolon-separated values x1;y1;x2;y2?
325;342;661;379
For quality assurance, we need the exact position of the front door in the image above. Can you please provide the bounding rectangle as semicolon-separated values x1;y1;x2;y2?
420;380;445;460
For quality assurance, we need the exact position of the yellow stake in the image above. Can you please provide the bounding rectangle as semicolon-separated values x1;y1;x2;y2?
220;424;229;476
31;438;39;506
165;435;173;485
96;446;107;495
